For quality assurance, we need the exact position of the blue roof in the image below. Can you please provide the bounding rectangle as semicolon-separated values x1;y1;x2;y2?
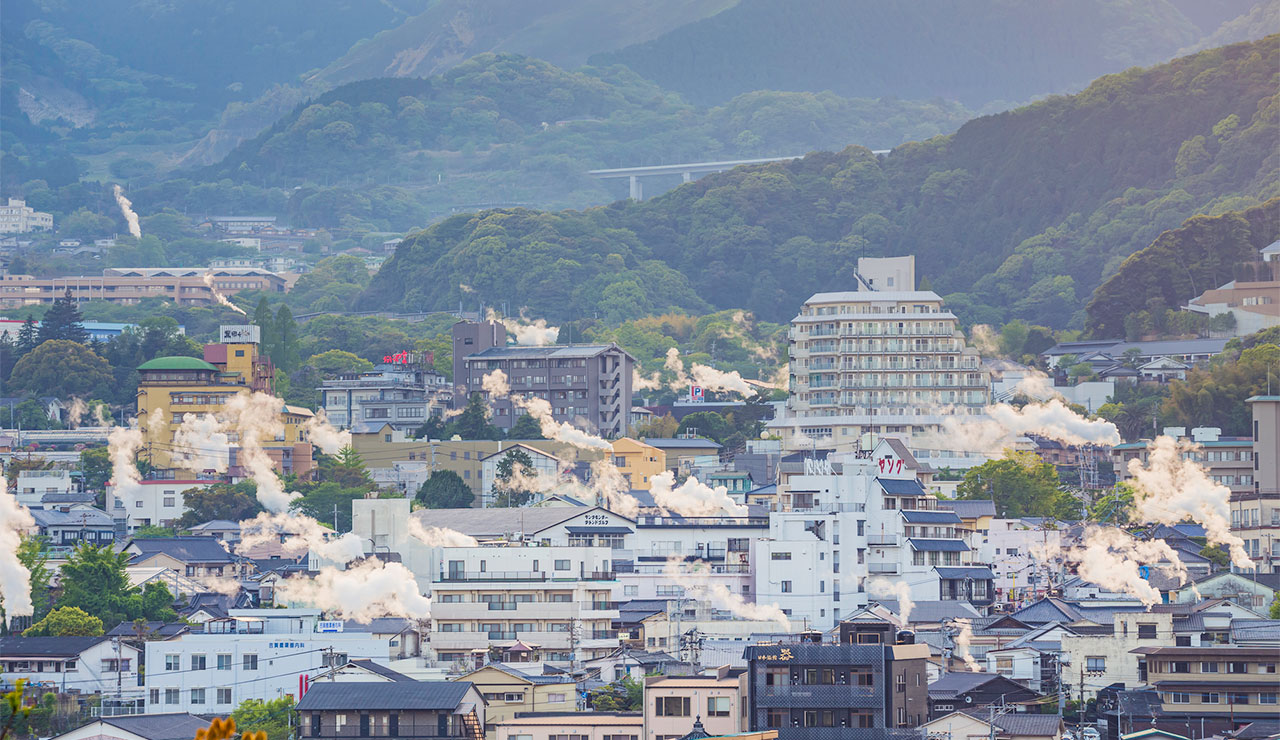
935;566;995;580
642;437;722;449
908;538;969;552
878;478;926;496
901;510;962;524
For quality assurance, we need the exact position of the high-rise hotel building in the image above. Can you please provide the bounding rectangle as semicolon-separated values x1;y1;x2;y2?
774;256;989;450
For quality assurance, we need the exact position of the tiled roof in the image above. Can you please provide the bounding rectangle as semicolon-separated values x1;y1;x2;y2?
295;682;473;711
0;636;108;656
959;709;1062;736
101;713;211;740
901;510;962;524
937;500;997;518
127;537;235;564
908;538;969;552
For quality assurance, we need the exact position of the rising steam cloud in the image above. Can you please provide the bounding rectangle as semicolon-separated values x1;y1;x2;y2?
1;479;36;621
408;519;479;547
107;421;146;510
202;273;248;316
67;397;88;428
303;409;352;454
274;559;431;623
937;399;1121;452
483;369;612;451
664;557;790;630
173;413;230;473
951;618;982;671
238;511;365;564
663;347;754;395
1064;527;1189;606
1127;435;1253;570
222;391;297;512
112;184;141;238
651;470;747;517
487;309;560;346
868;577;915;624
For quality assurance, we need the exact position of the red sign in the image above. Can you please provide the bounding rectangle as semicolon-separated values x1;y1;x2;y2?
383;351;413;364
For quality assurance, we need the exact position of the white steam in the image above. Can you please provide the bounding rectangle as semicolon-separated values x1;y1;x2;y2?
93;404;111;426
483;369;612;451
663;347;753;395
107;421;146;511
302;409;352;454
868;577;915;624
651;470;747;517
222;391;297;512
663;557;790;630
196;575;243;597
969;324;999;355
1064;527;1188;606
112;184;141;239
67;397;88;428
487;309;559;346
274;559;431;623
0;478;36;621
237;511;365;564
172;413;230;473
938;399;1121;452
951;618;982;671
202;273;248;316
1127;436;1253;570
408;519;479;547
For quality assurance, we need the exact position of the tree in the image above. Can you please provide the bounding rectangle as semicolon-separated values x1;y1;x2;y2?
507;413;545;440
412;416;448;440
253;298;278;359
956;451;1079;519
131;525;177;539
80;447;112;496
676;411;733;443
589;676;642;711
452;393;503;440
22;606;104;637
9;341;113;400
273;305;300;372
318;447;375;490
36;290;88;344
1270;592;1280;620
304;350;373;378
1087;483;1134;524
290;482;365;532
15;316;39;356
415;470;473;509
56;544;177;626
175;482;264;528
230;697;294;740
493;448;536;507
635;412;678;438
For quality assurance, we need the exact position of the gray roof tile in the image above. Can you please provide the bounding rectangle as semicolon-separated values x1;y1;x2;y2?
295;682;473;711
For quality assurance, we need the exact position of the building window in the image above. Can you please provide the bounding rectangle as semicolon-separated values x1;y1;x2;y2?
1202;693;1219;704
707;696;730;717
217;688;232;704
217;654;232;670
1227;661;1248;673
624;585;638;596
1167;661;1190;674
1260;693;1278;705
781;581;792;593
1168;693;1190;704
1201;662;1218;673
1229;693;1249;705
771;552;792;561
243;654;258;670
766;710;788;728
165;688;180;705
1086;657;1106;672
165;654;180;671
554;559;570;571
191;655;206;671
547;693;566;703
1137;624;1157;639
656;697;690;716
190;688;205;705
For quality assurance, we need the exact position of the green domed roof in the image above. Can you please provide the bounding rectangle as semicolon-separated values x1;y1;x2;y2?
136;356;219;372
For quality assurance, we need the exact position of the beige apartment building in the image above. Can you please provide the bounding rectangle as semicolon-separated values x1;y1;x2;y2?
644;669;748;739
0;268;286;308
0;199;53;233
1135;645;1279;724
771;256;989;451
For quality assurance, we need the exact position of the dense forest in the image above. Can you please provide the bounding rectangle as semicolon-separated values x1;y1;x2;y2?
591;0;1242;105
359;38;1280;329
1086;199;1280;338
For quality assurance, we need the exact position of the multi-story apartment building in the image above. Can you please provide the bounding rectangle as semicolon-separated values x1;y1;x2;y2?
620;512;767;602
132;326;314;478
1113;429;1255;495
320;357;451;432
143;609;386;714
0;268;285;308
645;668;748;739
772;256;989;451
1135;645;1279;726
755;439;993;629
0;198;53;233
610;437;666;490
109;480;213;533
452;320;634;437
742;619;929;738
428;546;621;670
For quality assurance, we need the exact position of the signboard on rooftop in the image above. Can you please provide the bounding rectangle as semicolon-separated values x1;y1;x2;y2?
220;325;260;344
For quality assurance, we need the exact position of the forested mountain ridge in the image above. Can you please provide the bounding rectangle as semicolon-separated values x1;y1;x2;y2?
358;37;1280;329
1085;199;1280;338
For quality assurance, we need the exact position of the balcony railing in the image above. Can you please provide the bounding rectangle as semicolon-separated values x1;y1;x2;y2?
867;535;898;546
867;563;899;574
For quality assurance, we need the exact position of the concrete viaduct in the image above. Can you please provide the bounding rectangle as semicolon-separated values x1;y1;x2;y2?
588;151;891;199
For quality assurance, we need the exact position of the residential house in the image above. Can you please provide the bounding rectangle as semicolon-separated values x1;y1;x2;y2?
610;437;666;491
124;537;239;578
295;681;485;740
0;636;140;696
1134;645;1279;730
26;506;116;552
920;710;1062;740
14;470;75;506
454;663;576;725
927;673;1038;720
49;714;210;740
307;659;415;683
645;668;748;739
491;712;642;740
642;438;723;472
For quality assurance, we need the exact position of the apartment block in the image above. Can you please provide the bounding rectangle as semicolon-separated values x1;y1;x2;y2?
320;357;451;432
1135;645;1278;723
453;320;634;437
772;256;989;451
0;268;285;308
645;668;748;739
0;198;53;233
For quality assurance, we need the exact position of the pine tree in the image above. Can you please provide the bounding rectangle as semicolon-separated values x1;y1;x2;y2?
252;298;278;362
38;290;88;344
273;305;299;372
16;315;39;355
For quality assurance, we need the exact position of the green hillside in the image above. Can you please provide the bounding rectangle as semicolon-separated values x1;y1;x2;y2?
591;0;1209;105
358;37;1280;330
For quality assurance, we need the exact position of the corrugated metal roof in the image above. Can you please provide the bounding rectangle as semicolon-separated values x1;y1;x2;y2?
908;538;969;552
901;510;962;524
934;566;994;579
878;478;926;497
295;681;473;711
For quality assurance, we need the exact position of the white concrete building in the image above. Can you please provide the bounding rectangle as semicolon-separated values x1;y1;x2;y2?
982;519;1065;602
772;256;990;452
109;479;212;532
143;609;385;714
619;512;767;601
15;470;75;507
754;439;994;629
0;199;53;233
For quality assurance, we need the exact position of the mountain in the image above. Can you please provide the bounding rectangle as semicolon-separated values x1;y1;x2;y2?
306;0;737;88
1085;199;1280;339
357;37;1280;330
197;54;974;217
591;0;1232;106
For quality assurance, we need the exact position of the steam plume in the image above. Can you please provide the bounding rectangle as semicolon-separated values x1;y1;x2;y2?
969;324;999;355
937;399;1120;452
651;470;747;516
483;369;612;451
663;348;753;395
108;422;146;511
302;409;351;454
222;391;296;512
93;404;110;426
952;618;982;671
459;284;475;294
663;557;790;630
238;511;365;563
633;369;663;391
868;577;915;624
1126;436;1253;570
274;559;431;623
0;479;35;621
112;184;141;238
67;397;88;428
202;273;248;315
486;309;559;346
408;519;479;547
1065;527;1188;606
482;369;510;397
172;413;229;473
196;575;243;597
